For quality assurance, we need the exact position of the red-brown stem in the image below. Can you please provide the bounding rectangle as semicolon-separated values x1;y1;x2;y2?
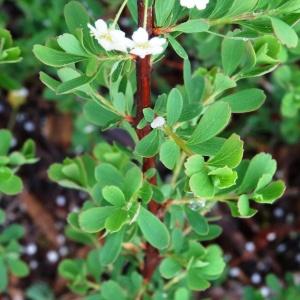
135;0;161;283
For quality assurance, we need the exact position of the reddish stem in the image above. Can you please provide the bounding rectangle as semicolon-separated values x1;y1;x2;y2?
135;0;161;283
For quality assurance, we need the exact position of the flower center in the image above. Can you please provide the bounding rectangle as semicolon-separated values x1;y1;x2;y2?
137;42;150;49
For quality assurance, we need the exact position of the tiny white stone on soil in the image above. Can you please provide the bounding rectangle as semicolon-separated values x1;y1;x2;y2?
277;243;287;253
251;273;262;284
274;207;284;218
56;195;66;207
24;121;35;132
245;242;256;252
266;232;277;242
260;287;270;297
229;267;241;278
25;243;38;256
47;250;59;263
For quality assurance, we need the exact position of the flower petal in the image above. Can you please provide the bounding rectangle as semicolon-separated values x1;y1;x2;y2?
130;47;148;59
195;0;209;10
180;0;195;9
132;27;149;43
95;19;108;33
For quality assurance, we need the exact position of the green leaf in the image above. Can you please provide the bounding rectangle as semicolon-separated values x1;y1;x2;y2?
168;35;188;59
188;102;231;145
253;181;285;204
189;170;215;198
185;155;205;177
84;101;121;128
209;166;238;189
33;45;87;67
39;72;60;91
175;288;189;300
7;259;29;278
159;257;182;279
189;137;225;157
102;186;126;206
208;134;244;168
222;37;245;76
187;268;210;291
135;130;160;158
0;175;23;195
137;207;170;250
57;33;87;56
79;207;116;233
155;0;175;26
0;209;5;224
173;19;210;33
64;1;90;34
105;208;128;232
214;73;237;95
228;201;257;219
270;17;299;48
101;281;125;300
238;153;277;194
160;140;180;170
0;130;12;156
0;258;8;292
185;207;209;235
56;75;93;94
219;88;266;113
100;230;124;265
95;163;124;188
124;165;143;199
226;0;258;17
237;195;250;217
167;88;183;126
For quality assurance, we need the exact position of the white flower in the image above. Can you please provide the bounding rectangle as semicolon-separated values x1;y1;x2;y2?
130;28;166;59
151;116;166;129
180;0;209;10
88;19;132;53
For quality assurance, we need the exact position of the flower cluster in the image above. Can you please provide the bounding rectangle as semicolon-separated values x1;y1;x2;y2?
88;20;166;59
180;0;210;10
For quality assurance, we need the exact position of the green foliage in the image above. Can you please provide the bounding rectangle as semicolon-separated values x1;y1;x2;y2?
30;0;295;298
0;214;29;292
0;129;37;195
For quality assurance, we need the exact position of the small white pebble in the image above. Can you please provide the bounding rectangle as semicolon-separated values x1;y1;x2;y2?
274;207;284;218
59;246;69;257
245;242;256;253
11;137;17;147
277;243;287;253
257;262;267;271
266;232;277;242
286;213;294;224
229;267;241;278
151;116;166;129
251;273;262;284
57;234;66;245
25;243;37;256
24;121;35;132
260;287;270;297
47;250;59;263
55;195;66;207
16;113;26;123
29;260;38;270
